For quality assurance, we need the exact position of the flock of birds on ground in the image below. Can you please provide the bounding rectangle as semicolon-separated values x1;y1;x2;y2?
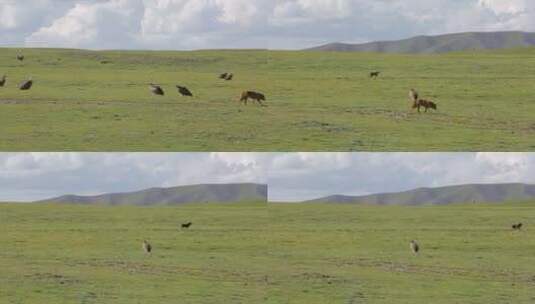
1;53;267;106
0;54;439;112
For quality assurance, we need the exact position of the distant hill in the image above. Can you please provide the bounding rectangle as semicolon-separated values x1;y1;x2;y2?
307;31;535;54
304;183;535;205
38;183;267;205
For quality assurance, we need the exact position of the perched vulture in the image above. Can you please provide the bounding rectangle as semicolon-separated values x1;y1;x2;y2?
149;83;164;96
19;78;33;90
410;240;420;254
176;85;193;97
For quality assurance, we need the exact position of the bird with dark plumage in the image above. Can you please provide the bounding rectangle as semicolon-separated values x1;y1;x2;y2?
142;240;152;255
219;72;229;79
512;223;523;231
149;83;164;96
225;73;233;81
370;71;380;79
176;85;193;97
0;75;6;87
181;222;192;229
19;77;33;90
17;54;24;62
410;240;420;254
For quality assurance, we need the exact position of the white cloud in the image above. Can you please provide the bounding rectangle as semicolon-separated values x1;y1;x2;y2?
0;0;534;49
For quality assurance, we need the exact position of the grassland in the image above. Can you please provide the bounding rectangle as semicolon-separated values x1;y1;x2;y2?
1;202;535;303
1;47;535;151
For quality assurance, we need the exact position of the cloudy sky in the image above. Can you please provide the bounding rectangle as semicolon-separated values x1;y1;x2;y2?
1;153;535;202
0;0;534;50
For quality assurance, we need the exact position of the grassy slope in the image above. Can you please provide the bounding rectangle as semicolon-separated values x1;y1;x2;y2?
2;203;535;303
1;47;535;151
0;203;269;304
43;183;268;205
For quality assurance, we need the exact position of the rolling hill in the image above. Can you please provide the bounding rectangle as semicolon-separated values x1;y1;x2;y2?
307;31;535;53
304;183;535;205
38;183;268;205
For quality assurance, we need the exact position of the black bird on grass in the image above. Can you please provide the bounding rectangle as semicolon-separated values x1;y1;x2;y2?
176;85;193;97
19;77;33;90
512;223;523;231
370;71;380;79
149;83;164;96
181;222;193;229
17;54;24;62
0;75;6;87
225;73;233;81
219;72;229;79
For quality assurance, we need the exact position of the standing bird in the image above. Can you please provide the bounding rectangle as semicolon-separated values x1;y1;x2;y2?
176;85;193;97
0;75;6;87
181;222;193;229
409;89;419;103
149;83;164;96
370;71;380;79
225;73;233;81
17;54;24;62
410;240;420;255
19;77;33;90
219;72;229;79
142;240;152;255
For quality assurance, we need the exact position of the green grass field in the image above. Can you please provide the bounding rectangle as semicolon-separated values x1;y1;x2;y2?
2;202;534;303
1;47;535;151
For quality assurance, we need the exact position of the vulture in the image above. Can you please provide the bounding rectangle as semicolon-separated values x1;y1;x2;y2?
181;222;193;229
0;75;6;87
142;240;152;254
149;83;164;96
176;85;193;97
370;71;380;78
225;73;234;81
219;72;229;79
409;89;419;103
410;240;420;254
17;54;24;62
512;223;523;231
19;77;33;90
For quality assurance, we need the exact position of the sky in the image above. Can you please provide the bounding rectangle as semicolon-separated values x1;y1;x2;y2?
0;0;534;50
1;152;535;202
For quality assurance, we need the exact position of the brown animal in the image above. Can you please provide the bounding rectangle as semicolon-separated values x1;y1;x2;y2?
0;75;5;87
240;91;266;106
413;99;437;113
